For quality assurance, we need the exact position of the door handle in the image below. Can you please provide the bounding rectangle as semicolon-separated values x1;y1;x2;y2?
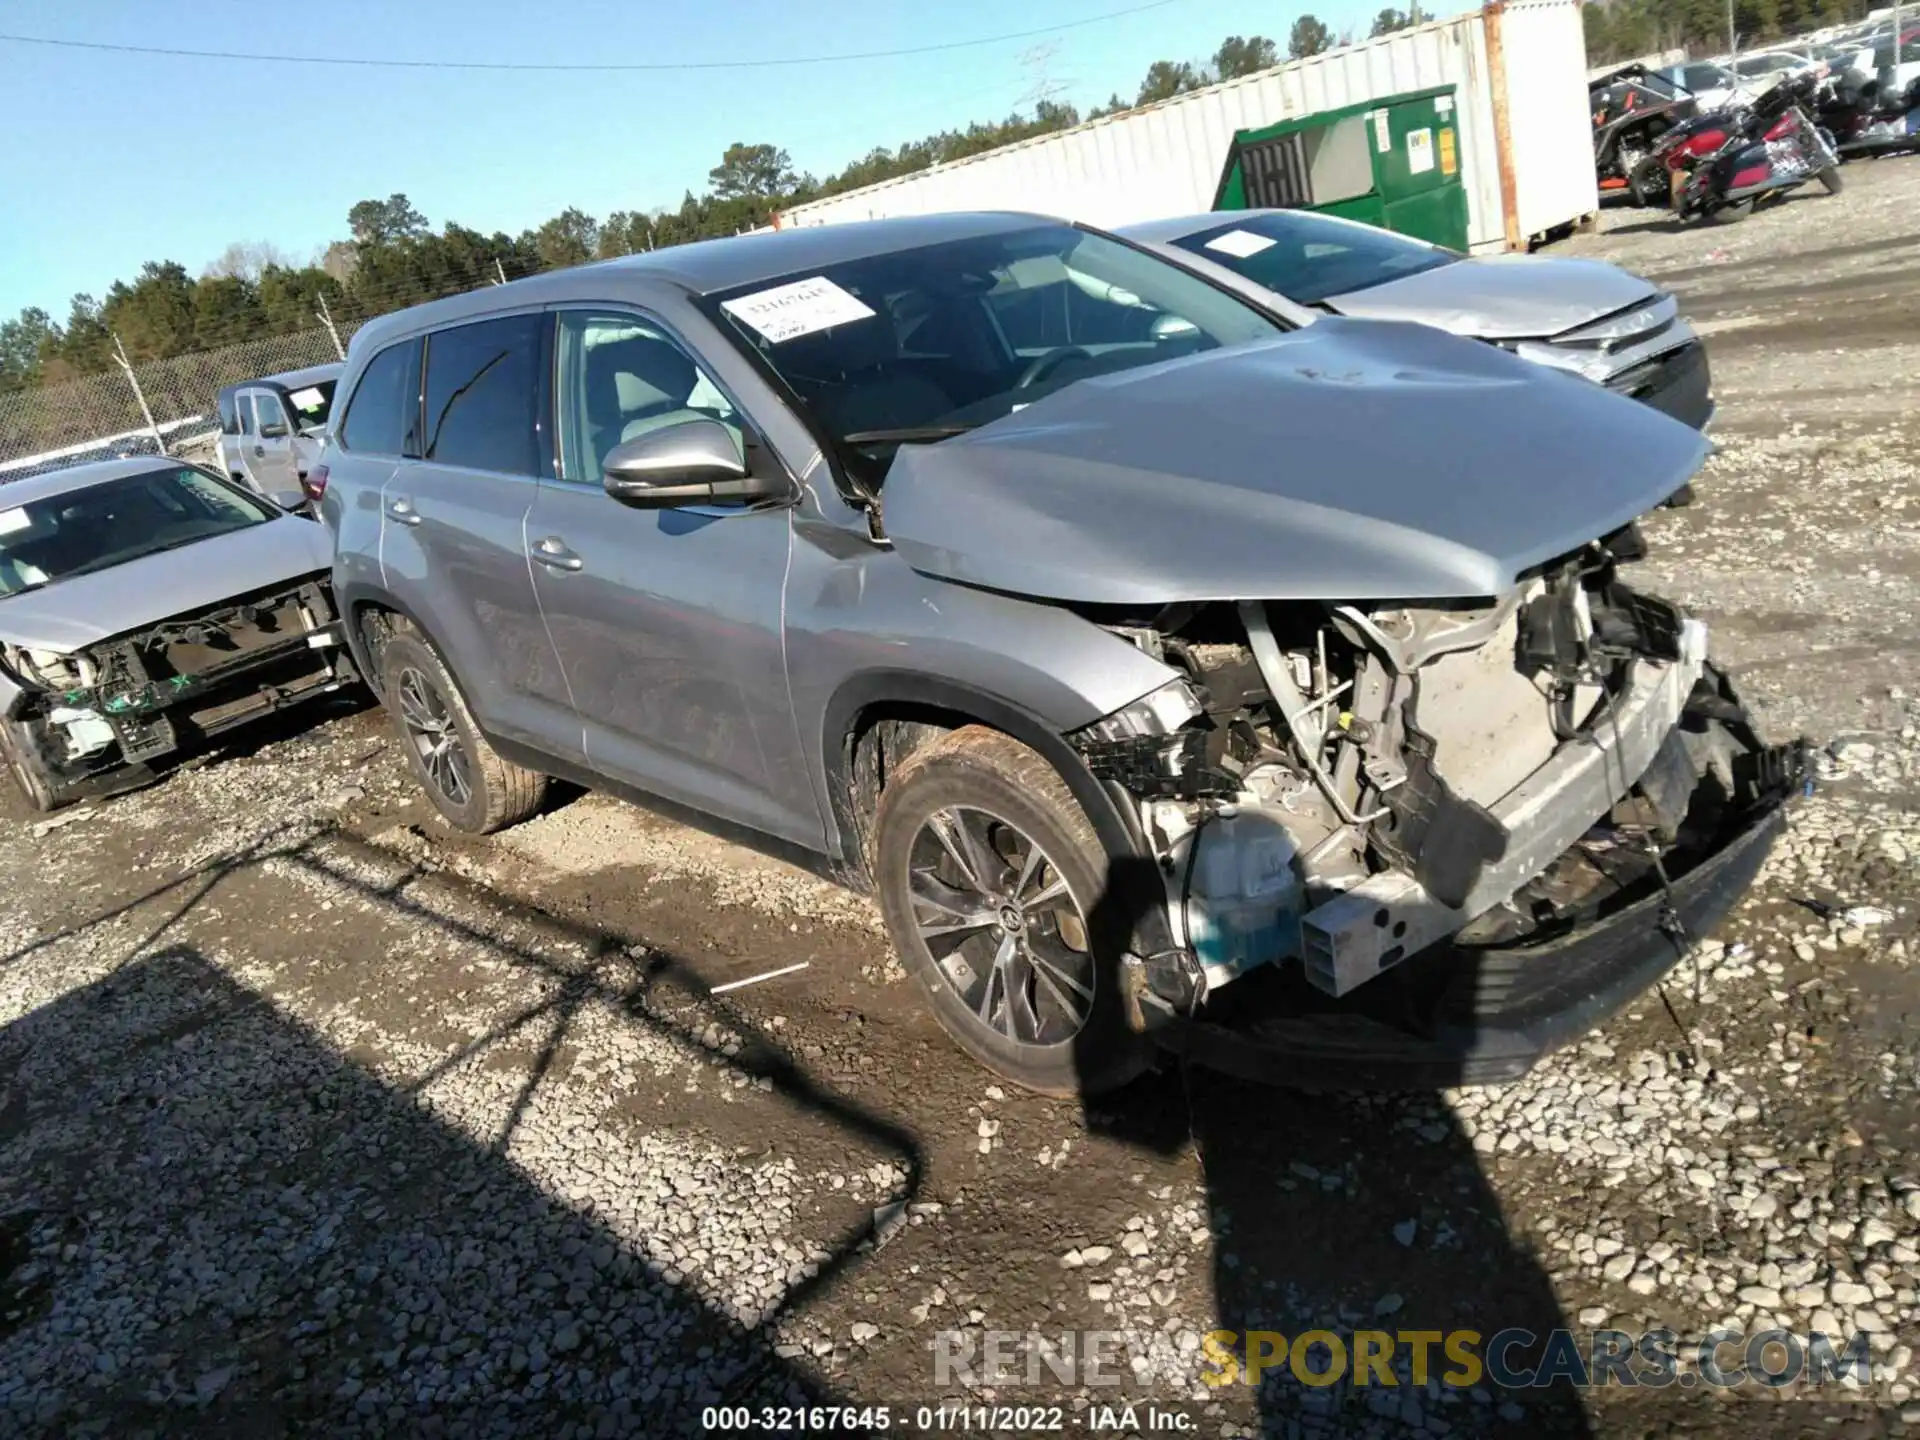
532;537;584;572
252;446;266;457
385;498;422;526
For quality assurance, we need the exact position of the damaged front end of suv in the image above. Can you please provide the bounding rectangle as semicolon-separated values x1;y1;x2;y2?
1063;545;1803;1084
881;326;1806;1085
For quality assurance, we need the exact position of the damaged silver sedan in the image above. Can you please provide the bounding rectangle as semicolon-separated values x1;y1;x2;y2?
0;458;355;811
318;212;1802;1095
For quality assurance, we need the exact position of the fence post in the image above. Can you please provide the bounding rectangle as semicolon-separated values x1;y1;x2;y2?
493;258;508;286
316;294;346;360
111;333;167;457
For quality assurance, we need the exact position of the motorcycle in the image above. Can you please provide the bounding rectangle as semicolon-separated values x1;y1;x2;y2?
1591;63;1698;206
1668;71;1842;223
1644;103;1743;205
1815;68;1920;157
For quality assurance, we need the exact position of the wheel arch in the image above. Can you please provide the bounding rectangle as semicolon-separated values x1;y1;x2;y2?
821;672;1169;950
338;581;446;705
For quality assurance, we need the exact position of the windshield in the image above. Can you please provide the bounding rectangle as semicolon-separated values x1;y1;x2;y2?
704;222;1282;479
1165;211;1456;305
283;379;337;432
0;466;277;599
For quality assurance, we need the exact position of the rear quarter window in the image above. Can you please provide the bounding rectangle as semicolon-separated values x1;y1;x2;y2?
339;340;422;456
421;314;545;476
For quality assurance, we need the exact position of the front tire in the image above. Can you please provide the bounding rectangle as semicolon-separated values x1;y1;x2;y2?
1705;198;1753;224
379;631;545;834
0;720;65;813
872;726;1152;1096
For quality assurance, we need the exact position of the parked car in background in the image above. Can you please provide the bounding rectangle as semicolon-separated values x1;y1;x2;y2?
317;212;1800;1095
215;362;342;510
1656;60;1756;112
1119;208;1715;442
1730;49;1819;81
0;458;354;811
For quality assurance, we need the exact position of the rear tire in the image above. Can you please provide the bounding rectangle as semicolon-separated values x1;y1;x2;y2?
872;725;1153;1096
1705;199;1753;224
379;632;545;834
1819;165;1844;194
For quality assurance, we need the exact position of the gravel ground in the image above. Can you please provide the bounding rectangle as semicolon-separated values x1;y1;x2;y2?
3;158;1920;1439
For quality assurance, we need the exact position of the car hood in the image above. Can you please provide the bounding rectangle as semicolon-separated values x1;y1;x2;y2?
0;516;332;654
1323;254;1661;340
880;318;1706;606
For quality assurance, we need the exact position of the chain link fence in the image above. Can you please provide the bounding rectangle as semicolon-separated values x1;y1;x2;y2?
0;323;353;481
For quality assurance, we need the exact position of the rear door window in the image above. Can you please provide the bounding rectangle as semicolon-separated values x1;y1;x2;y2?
340;340;422;456
421;314;546;476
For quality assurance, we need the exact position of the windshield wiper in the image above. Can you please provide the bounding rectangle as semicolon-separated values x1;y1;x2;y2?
839;424;978;446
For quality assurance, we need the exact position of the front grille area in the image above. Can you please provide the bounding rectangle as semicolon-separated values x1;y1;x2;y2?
1604;339;1713;429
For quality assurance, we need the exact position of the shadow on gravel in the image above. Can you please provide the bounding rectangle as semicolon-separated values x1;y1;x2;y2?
0;828;922;1438
1079;868;1594;1438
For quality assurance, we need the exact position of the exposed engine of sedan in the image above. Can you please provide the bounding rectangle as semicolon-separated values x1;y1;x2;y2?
1067;523;1803;1067
1;578;353;807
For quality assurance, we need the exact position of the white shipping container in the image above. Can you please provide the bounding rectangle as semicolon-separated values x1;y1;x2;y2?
778;1;1597;253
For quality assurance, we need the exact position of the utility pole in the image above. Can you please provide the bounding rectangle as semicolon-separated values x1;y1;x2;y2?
315;293;345;360
110;332;166;457
1728;0;1738;65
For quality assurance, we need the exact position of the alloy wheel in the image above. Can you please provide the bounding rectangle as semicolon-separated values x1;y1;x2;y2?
395;666;473;808
906;805;1095;1047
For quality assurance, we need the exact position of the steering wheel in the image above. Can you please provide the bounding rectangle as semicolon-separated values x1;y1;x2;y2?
1014;345;1095;390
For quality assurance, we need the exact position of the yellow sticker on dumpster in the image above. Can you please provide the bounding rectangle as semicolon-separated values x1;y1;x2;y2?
1439;127;1457;175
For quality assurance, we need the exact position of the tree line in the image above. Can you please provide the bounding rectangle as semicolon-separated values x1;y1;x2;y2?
1583;0;1874;63
0;15;1421;394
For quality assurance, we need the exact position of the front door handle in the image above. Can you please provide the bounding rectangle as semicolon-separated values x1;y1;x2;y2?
386;498;422;526
532;537;584;572
252;445;266;457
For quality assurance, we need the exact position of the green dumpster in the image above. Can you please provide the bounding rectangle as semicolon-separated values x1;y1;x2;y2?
1213;86;1469;252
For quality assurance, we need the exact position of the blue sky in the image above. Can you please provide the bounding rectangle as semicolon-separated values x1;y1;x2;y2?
0;0;1377;319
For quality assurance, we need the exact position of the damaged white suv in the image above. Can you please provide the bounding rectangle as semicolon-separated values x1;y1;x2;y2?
320;212;1805;1095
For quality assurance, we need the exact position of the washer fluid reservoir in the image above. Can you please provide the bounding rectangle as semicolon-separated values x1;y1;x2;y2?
1184;807;1305;990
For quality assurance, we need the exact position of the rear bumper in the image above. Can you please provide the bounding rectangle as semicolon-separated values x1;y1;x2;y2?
1153;743;1801;1090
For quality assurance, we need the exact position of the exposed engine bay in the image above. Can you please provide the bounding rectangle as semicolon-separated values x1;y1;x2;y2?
1;577;353;800
1069;524;1801;1011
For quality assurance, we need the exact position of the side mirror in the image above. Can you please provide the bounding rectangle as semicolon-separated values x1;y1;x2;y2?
601;417;783;508
259;421;289;439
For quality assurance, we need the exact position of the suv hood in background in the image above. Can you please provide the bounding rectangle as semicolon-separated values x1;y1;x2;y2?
881;318;1706;606
0;516;332;655
1323;254;1662;340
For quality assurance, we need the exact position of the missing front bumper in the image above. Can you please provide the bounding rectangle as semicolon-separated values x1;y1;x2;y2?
1151;748;1798;1089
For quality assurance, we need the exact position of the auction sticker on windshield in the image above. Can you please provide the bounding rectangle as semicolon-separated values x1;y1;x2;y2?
721;276;876;344
1203;229;1278;260
0;508;29;536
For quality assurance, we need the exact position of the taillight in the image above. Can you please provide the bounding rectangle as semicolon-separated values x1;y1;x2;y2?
302;464;329;506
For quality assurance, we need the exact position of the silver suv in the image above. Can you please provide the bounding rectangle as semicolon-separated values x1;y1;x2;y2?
318;213;1802;1095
